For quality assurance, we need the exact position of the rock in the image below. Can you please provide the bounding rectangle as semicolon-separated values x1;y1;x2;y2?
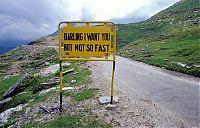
113;97;119;103
99;96;110;104
0;97;12;107
45;62;50;66
0;104;27;123
63;63;70;68
194;64;200;68
39;87;57;96
3;73;29;99
25;107;31;114
105;104;117;110
16;91;28;96
37;82;57;90
176;62;186;67
63;68;74;76
70;80;76;84
39;106;50;114
29;99;35;102
62;87;74;91
99;96;119;104
40;64;59;76
72;72;79;75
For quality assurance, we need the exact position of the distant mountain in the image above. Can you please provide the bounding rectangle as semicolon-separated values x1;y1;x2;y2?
0;40;29;54
117;0;200;77
0;46;15;54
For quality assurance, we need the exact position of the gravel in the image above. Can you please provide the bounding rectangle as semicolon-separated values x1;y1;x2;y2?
86;61;190;128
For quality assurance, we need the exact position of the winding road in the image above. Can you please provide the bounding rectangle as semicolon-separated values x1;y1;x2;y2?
100;56;199;127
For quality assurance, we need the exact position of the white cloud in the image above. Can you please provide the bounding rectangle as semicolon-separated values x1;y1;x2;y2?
0;0;180;44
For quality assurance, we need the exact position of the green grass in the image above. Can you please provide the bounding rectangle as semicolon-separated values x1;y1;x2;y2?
28;91;53;107
72;88;95;101
118;32;200;77
22;114;112;128
0;75;21;100
56;62;92;87
0;119;16;128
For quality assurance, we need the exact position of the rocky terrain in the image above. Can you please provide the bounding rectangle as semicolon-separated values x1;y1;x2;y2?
0;33;194;127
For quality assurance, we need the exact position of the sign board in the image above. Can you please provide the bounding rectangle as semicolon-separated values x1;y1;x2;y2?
58;21;116;111
58;22;116;61
61;26;112;57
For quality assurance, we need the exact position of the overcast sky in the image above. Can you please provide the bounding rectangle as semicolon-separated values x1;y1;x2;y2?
0;0;180;44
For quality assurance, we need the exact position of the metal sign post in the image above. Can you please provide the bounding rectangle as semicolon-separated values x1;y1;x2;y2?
58;21;116;111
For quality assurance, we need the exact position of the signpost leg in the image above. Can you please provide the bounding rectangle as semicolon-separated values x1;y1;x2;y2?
110;61;115;104
59;60;62;111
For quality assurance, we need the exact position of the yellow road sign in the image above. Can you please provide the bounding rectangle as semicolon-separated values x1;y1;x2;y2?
60;26;112;57
58;21;116;111
58;21;116;61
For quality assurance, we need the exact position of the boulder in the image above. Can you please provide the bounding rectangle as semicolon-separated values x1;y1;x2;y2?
105;104;117;110
3;73;29;99
99;96;119;104
0;104;27;123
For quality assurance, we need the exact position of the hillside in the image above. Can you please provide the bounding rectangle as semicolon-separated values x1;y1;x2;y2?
117;0;200;77
0;36;113;127
0;35;192;128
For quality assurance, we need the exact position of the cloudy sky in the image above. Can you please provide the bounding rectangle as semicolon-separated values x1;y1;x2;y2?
0;0;180;46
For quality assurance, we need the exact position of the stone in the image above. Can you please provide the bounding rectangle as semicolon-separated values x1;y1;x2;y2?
3;73;29;99
113;97;119;103
63;63;70;68
39;106;50;114
99;96;119;104
0;104;27;123
45;62;50;66
62;87;74;91
99;96;110;104
29;99;35;102
40;64;59;76
16;91;28;96
39;87;57;96
0;97;12;107
72;72;79;75
63;68;74;76
176;62;186;67
105;104;117;110
37;82;57;91
70;80;76;84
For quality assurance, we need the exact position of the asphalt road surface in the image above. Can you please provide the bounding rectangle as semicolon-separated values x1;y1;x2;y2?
100;56;200;127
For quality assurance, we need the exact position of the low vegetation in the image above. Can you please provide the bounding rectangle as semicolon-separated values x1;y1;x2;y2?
72;88;95;101
0;75;21;100
22;114;111;128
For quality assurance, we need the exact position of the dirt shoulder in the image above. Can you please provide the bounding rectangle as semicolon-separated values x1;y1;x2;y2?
86;61;191;128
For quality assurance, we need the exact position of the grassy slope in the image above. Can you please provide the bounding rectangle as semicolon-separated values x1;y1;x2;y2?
0;39;111;127
117;0;200;77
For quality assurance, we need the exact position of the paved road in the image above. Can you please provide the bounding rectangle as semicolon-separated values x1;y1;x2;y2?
100;56;200;127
